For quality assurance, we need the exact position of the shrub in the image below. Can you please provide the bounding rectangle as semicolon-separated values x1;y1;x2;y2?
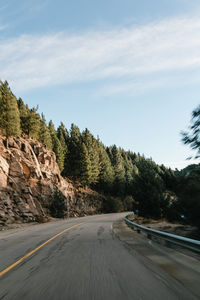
49;188;67;218
103;196;123;213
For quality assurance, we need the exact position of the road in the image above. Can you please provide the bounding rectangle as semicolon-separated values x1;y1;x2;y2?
0;213;198;300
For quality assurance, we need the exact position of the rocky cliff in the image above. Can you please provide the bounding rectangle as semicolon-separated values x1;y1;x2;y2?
0;136;105;228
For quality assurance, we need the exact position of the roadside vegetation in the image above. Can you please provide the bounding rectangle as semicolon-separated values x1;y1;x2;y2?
49;189;67;218
0;81;199;225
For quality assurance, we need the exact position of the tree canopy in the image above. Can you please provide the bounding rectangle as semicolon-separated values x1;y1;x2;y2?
181;105;200;159
0;81;199;222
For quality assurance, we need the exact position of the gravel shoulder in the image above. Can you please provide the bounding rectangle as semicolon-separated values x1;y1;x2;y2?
113;218;200;299
128;215;200;240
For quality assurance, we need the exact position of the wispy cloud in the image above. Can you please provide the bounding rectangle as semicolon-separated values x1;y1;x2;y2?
0;24;7;31
1;15;200;93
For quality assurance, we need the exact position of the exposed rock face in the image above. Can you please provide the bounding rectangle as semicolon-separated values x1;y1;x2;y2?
0;136;104;227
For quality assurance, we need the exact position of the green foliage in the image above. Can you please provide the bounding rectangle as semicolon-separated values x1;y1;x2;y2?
65;124;82;179
79;143;92;186
133;158;165;219
171;164;200;226
97;142;114;192
18;99;40;139
180;105;200;226
49;120;65;172
103;196;123;213
39;113;52;149
159;164;177;191
57;122;68;154
28;108;41;139
82;129;100;185
1;80;200;225
57;122;69;175
0;81;21;138
181;105;200;159
18;98;29;134
110;145;126;195
123;195;134;211
19;105;41;139
49;188;67;218
123;151;135;194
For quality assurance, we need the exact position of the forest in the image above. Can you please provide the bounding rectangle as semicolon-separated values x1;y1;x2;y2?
0;80;199;226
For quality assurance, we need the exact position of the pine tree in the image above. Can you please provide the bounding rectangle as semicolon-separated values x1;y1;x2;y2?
123;152;134;194
57;122;69;174
50;188;67;218
26;107;40;139
79;143;92;186
133;158;165;218
39;113;52;149
18;98;29;134
0;81;5;135
65;124;82;179
0;81;21;138
181;104;200;159
57;122;69;147
82;128;100;184
111;145;126;195
97;142;114;192
132;164;139;178
49;120;65;172
18;100;41;140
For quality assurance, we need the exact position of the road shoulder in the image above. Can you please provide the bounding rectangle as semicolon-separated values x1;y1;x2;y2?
113;218;200;299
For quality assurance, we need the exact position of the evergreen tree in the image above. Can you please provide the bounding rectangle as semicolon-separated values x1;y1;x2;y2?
82;128;100;185
17;98;29;134
57;122;69;148
65;124;82;179
39;113;52;149
0;81;5;135
50;188;67;218
5;80;200;224
0;81;21;138
111;145;126;195
159;164;176;191
168;164;200;226
57;122;69;174
133;158;165;218
123;152;134;194
181;104;200;159
132;164;139;179
97;142;114;192
18;100;41;139
26;107;40;139
79;143;92;186
49;120;64;172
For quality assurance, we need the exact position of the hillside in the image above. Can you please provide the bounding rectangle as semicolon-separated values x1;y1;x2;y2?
0;136;105;228
0;81;199;228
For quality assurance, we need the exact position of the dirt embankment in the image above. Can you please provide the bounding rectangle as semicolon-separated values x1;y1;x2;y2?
129;215;200;240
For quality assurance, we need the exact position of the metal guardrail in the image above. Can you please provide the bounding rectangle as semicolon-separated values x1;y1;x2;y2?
125;215;200;253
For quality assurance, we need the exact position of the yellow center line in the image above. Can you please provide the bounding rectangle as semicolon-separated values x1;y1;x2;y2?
0;222;83;278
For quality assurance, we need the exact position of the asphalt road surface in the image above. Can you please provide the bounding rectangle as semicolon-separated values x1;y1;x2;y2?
0;213;198;300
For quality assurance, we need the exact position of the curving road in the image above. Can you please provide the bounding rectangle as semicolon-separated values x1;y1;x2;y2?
0;213;198;299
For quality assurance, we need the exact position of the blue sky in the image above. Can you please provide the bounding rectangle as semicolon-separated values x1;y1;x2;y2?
1;0;200;169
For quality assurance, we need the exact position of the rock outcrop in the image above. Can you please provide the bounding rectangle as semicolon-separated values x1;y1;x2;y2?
0;136;105;227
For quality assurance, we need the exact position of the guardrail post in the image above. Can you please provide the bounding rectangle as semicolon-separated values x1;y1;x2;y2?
137;228;141;234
